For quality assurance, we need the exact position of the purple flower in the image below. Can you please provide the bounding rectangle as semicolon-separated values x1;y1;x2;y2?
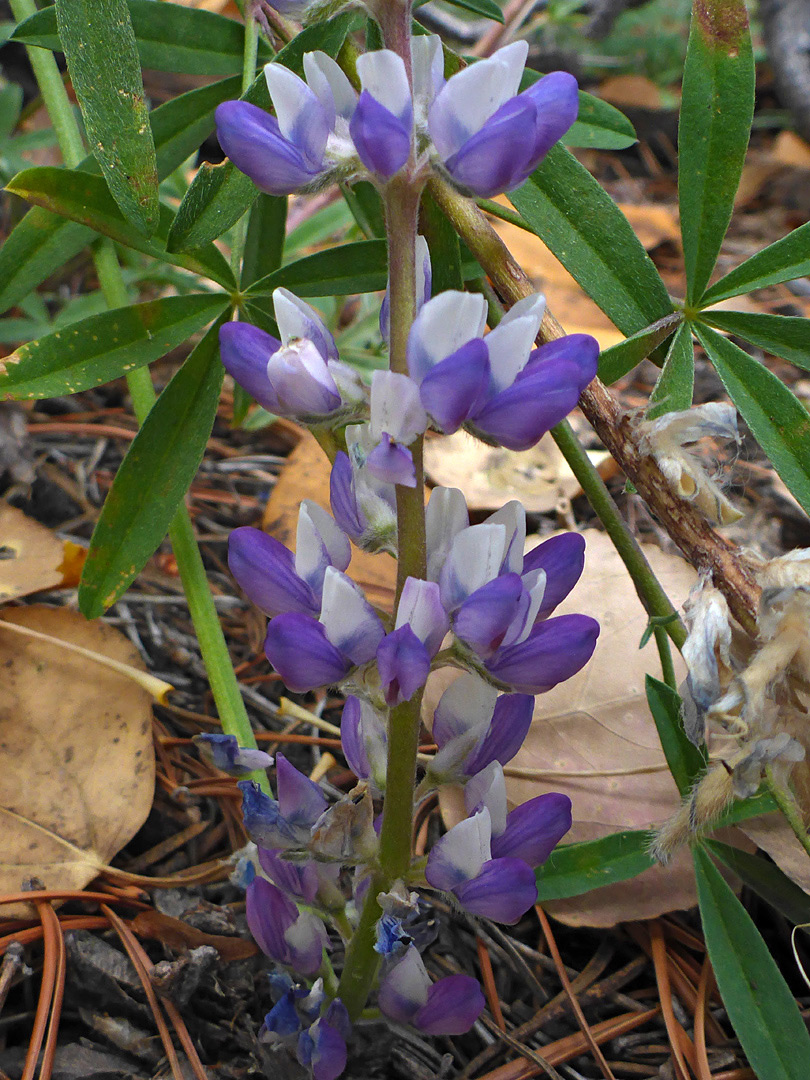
263;567;385;691
428;41;579;197
228;504;349;618
379;944;484;1034
522;532;586;619
258;846;342;909
220;288;363;422
377;625;431;707
297;1000;351;1080
425;809;538;924
329;433;398;554
408;290;598;450
340;695;388;790
364;372;427;489
192;733;273;776
239;754;326;850
216;53;358;195
428;673;533;782
349;51;412;178
246;875;328;975
486;613;600;694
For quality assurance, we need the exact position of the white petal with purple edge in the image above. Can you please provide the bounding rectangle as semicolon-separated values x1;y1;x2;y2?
433;672;498;746
428;41;528;158
485;500;526;575
295;500;351;594
370;371;427;446
464;762;507;836
426;809;491;890
412;35;445;127
395;577;449;656
356;50;412;124
303;51;357;122
440;523;507;611
267;339;340;414
263;63;328;164
273;287;338;360
485;294;546;394
319;566;384;664
379;944;430;1022
426;486;469;582
408;292;487;384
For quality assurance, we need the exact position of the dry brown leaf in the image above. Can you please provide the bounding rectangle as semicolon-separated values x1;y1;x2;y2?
423;430;607;514
0;501;85;602
773;130;810;169
0;606;155;915
597;75;678;111
130;909;258;962
262;431;398;612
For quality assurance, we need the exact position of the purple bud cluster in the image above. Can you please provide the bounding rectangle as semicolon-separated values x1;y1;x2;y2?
212;20;600;1079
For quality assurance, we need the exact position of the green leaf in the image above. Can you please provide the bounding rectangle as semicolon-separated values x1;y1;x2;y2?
152;75;242;178
702;311;810;371
701;221;810;305
6;167;235;288
693;844;810;1080
509;145;673;336
0;295;227;401
241;194;287;289
706;840;810;931
0;76;239;317
645;675;706;796
598;313;682;384
271;11;358;77
79;317;227;618
247;240;389;297
678;0;754;304
440;0;504;22
536;830;653;901
13;0;272;76
695;323;810;517
340;182;386;240
167;160;258;253
55;0;159;236
647;321;695;419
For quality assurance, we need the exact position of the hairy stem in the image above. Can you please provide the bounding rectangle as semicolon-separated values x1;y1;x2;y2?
765;765;810;862
10;0;268;792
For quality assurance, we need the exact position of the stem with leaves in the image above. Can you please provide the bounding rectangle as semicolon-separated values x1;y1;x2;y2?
9;0;268;792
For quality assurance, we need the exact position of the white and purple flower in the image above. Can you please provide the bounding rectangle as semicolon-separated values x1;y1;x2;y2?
378;943;485;1034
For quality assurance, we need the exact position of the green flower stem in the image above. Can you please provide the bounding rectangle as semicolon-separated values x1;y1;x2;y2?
765;765;810;862
11;0;268;792
230;8;260;280
551;420;687;650
653;625;678;690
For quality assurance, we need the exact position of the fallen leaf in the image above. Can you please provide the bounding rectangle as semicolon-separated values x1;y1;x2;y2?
262;431;398;611
0;606;155;916
130;909;258;962
597;75;678;111
772;130;810;169
0;501;85;602
423;430;608;514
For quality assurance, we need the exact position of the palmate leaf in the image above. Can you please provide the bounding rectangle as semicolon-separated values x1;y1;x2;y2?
678;0;754;304
509;146;673;337
646;322;695;420
694;845;810;1080
536;830;654;901
54;0;159;237
0;295;227;401
701;220;810;304
0;75;241;317
706;840;810;930
695;323;810;517
79;317;227;618
597;314;683;385
702;310;810;371
246;240;389;298
6;168;235;289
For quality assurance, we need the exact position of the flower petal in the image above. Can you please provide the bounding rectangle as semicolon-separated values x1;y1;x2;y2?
522;333;599;393
426;486;469;583
267;339;341;416
350;91;411;178
491;792;572;866
419;337;490;433
415;975;485;1035
246;875;298;962
522;532;586;618
484;293;546;395
215;100;322;194
219;321;281;413
453;857;538;923
396;577;449;657
303;50;357;122
453;573;528;659
264;612;351;690
356;49;413;125
378;944;430;1023
330;452;366;542
320;567;386;664
273;287;339;361
228;526;319;617
376;625;431;706
471;361;583;451
294;501;351;599
464;692;534;774
407;291;488;385
263;61;329;167
276;752;327;826
340;696;370;780
439;522;508;612
487;613;600;693
425;809;491;890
